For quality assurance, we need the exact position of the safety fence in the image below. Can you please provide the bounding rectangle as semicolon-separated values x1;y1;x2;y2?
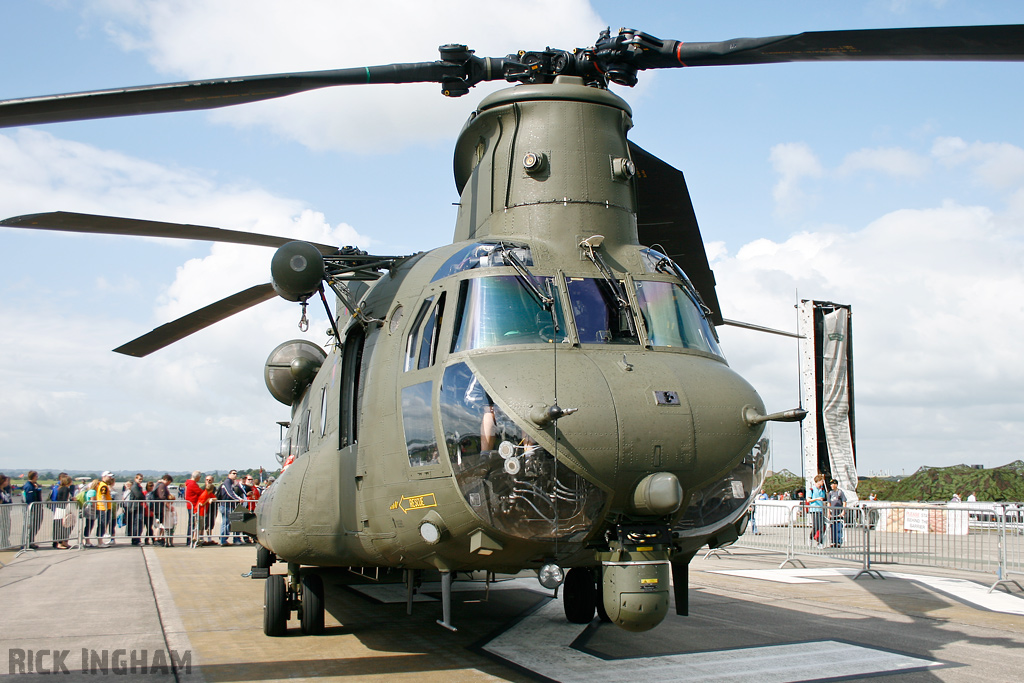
737;500;1024;593
1;500;258;555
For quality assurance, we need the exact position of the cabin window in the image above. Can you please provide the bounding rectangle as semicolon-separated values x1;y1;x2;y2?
634;280;723;356
432;242;533;282
401;381;439;467
404;296;434;371
416;292;446;370
565;277;638;345
451;275;566;352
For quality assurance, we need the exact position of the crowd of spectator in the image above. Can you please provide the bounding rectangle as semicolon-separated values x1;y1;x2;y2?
0;469;273;550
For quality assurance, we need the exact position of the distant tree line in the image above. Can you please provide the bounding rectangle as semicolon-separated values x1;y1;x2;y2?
762;460;1024;502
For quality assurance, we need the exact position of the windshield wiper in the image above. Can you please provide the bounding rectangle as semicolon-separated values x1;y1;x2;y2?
499;243;553;310
579;236;637;336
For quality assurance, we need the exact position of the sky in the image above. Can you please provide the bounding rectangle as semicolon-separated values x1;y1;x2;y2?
1;0;1022;478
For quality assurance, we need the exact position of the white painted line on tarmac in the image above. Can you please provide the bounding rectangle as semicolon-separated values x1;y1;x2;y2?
482;599;941;683
706;567;1024;615
704;569;829;583
888;572;1024;616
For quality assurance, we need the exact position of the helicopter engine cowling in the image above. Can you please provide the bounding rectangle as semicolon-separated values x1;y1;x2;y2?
271;240;325;302
264;339;326;405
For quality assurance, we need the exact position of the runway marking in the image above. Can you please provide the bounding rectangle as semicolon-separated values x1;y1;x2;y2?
482;599;941;683
706;567;1024;615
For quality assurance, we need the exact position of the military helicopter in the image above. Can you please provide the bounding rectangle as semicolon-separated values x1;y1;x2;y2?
2;23;1023;635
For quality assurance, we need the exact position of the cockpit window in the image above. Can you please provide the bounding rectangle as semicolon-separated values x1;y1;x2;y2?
439;363;606;541
634;280;723;357
402;381;438;468
432;242;533;282
565;277;639;345
451;276;567;352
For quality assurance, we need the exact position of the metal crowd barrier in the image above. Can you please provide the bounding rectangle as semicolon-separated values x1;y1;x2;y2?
738;500;1024;592
1;503;29;553
3;499;259;556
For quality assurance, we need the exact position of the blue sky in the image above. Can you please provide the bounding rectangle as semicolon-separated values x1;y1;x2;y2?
1;1;1022;480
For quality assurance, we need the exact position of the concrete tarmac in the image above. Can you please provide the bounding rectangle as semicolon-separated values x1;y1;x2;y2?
1;543;1023;682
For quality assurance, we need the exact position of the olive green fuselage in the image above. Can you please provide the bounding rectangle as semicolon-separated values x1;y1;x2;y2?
257;78;764;578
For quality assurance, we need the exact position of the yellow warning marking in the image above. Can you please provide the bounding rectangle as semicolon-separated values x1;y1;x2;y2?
395;493;438;514
640;578;659;585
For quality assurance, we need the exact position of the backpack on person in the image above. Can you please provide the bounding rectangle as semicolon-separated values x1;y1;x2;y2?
50;483;61;502
75;488;87;508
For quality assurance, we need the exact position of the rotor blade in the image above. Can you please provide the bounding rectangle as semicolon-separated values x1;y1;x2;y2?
0;62;468;128
1;212;337;255
113;283;277;357
629;142;723;326
670;25;1024;68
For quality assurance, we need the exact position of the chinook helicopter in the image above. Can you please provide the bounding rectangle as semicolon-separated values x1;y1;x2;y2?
3;23;1024;635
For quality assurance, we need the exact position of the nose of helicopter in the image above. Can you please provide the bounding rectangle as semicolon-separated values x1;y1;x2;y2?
470;349;766;509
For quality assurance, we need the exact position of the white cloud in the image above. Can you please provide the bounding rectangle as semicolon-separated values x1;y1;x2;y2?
838;147;929;178
770;142;823;218
931;136;1024;190
84;0;606;153
714;196;1024;471
0;130;362;472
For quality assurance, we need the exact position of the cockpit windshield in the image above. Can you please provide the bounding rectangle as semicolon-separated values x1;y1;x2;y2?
565;277;639;345
451;276;567;352
634;280;723;357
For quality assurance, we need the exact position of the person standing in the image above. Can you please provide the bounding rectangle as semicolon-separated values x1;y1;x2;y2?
95;472;115;546
51;473;74;549
184;471;203;545
124;474;146;545
152;474;174;546
22;471;44;549
80;479;99;546
217;470;244;545
196;479;217;545
808;474;827;549
0;473;13;550
141;481;156;544
827;479;847;548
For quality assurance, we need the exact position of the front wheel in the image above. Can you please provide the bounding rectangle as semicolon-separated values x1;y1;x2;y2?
563;567;597;624
264;575;287;637
299;572;325;635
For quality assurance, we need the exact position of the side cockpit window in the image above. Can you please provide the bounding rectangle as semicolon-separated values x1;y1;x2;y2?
405;293;447;371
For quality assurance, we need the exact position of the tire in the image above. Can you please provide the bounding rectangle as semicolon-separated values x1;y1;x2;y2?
264;575;287;637
299;572;325;635
563;567;596;624
256;544;275;569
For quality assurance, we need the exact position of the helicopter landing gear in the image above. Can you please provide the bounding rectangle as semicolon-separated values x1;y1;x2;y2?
262;565;326;637
299;572;325;635
263;574;288;637
563;567;598;623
